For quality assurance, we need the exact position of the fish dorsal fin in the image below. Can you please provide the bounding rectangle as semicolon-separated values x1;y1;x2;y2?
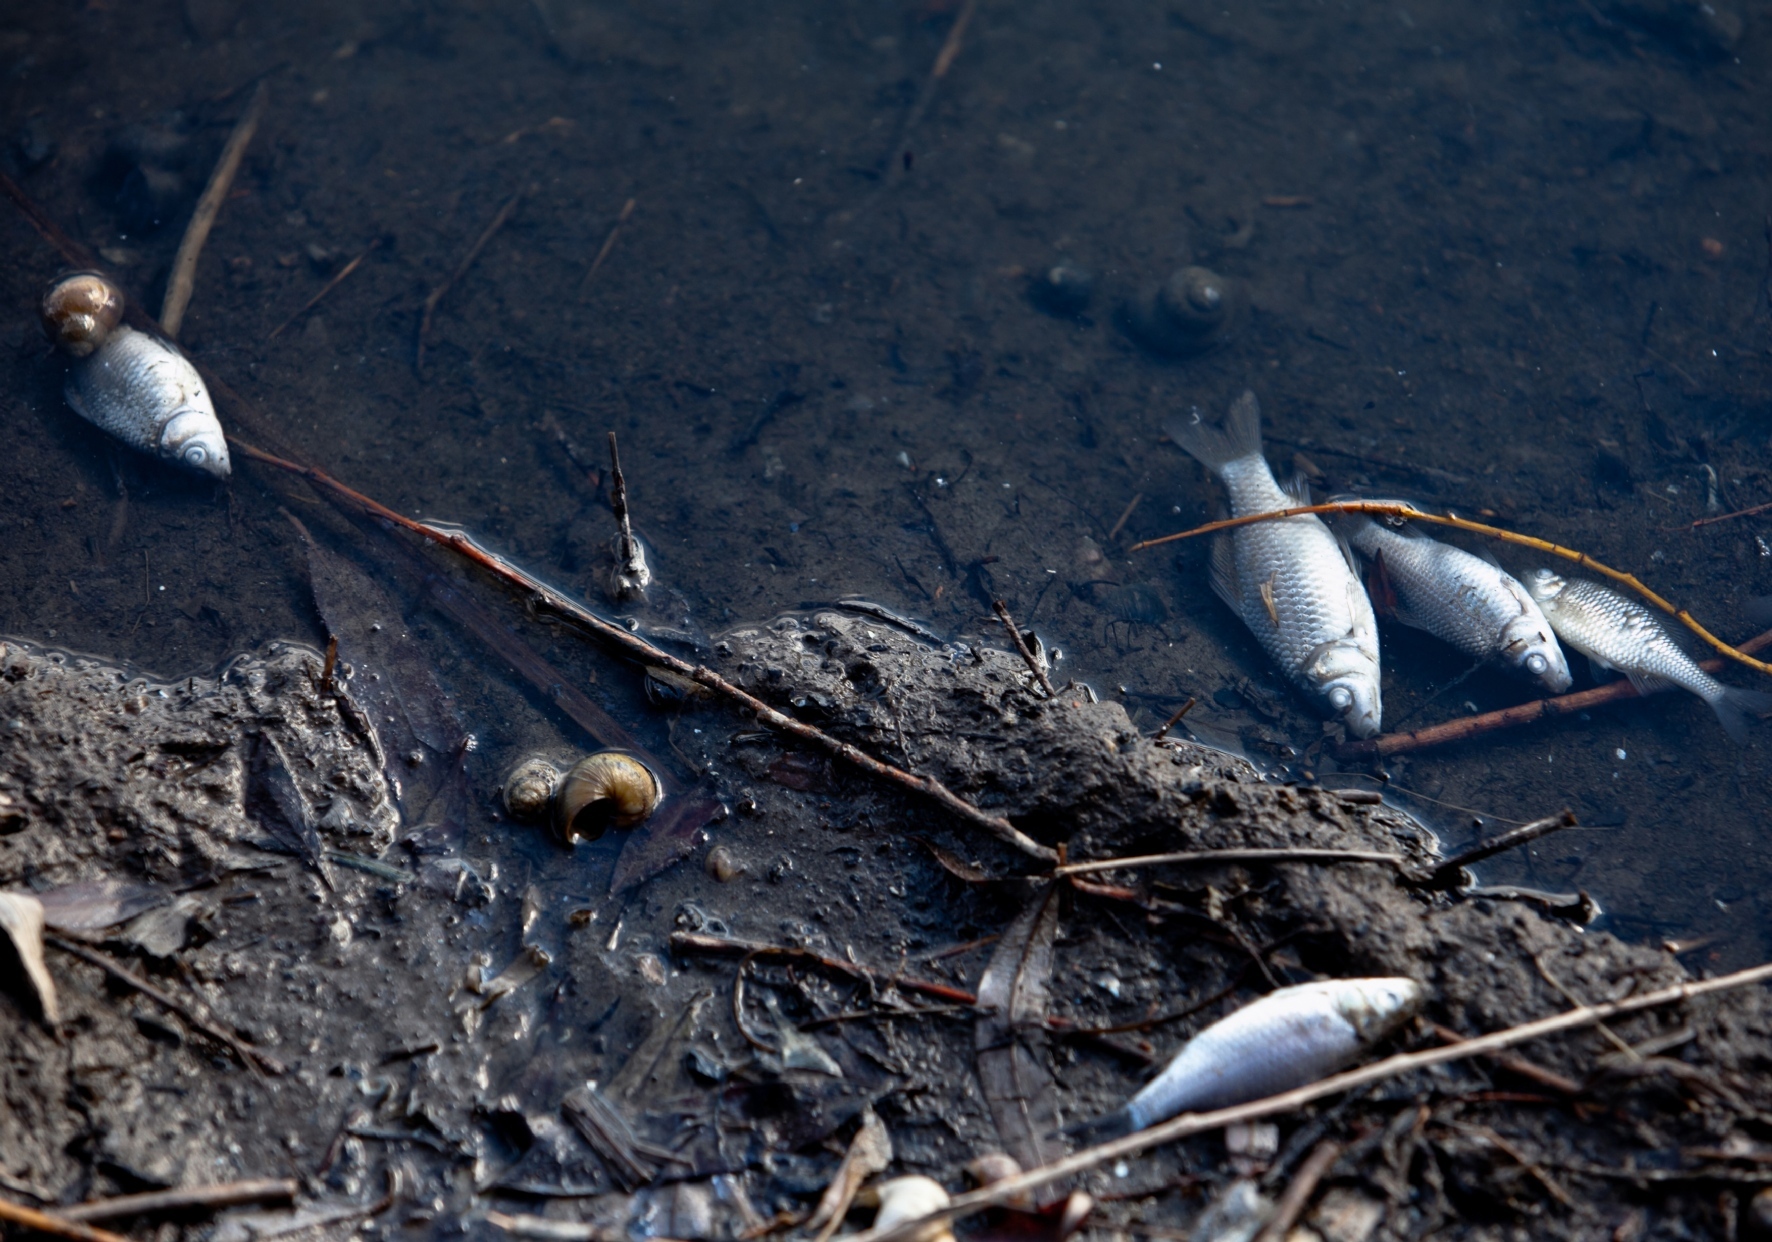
1208;535;1240;610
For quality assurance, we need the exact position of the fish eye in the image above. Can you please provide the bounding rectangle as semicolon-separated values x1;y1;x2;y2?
1525;653;1548;675
1328;686;1353;710
183;444;209;465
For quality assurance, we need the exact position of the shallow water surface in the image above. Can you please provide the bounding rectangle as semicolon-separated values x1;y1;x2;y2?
2;1;1769;980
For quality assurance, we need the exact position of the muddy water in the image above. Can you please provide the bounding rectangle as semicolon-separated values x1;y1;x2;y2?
1;0;1768;991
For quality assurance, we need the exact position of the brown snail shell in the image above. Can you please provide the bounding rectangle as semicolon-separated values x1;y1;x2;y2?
502;757;562;822
552;750;662;843
1121;265;1245;358
41;272;125;358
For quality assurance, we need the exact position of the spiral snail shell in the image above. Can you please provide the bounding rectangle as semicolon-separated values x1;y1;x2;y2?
1121;265;1245;358
41;272;124;359
551;751;663;843
502;757;562;822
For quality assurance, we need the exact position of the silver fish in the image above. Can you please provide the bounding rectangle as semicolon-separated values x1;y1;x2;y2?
1343;512;1572;693
1070;978;1423;1140
65;325;230;479
1168;392;1382;736
1525;569;1772;743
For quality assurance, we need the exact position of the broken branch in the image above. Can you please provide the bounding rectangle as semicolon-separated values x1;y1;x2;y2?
0;1200;129;1242
993;600;1056;697
1128;501;1772;678
57;1179;296;1223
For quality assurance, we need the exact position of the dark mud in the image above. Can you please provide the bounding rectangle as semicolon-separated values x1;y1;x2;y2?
3;0;1772;1237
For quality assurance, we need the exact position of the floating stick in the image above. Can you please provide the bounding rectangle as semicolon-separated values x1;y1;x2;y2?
1129;500;1772;678
162;81;268;339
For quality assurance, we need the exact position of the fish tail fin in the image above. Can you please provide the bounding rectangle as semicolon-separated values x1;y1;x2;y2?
1165;390;1263;474
1058;1107;1135;1145
1710;686;1772;745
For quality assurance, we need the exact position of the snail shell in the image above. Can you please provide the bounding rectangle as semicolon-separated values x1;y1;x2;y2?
502;757;561;821
1121;265;1244;357
552;750;662;843
1029;263;1095;317
41;272;124;358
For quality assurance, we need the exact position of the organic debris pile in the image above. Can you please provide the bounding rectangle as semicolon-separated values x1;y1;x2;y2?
6;608;1772;1241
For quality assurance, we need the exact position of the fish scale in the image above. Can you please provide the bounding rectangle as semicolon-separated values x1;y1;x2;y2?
1169;391;1382;736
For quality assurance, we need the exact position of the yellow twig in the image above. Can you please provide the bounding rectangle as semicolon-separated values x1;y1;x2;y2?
1127;501;1772;679
162;81;268;338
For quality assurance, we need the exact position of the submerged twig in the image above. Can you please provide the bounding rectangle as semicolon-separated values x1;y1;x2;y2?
1254;1139;1340;1242
268;237;380;340
1107;493;1144;542
1680;497;1772;530
231;438;1055;860
993;600;1056;697
162;81;268;339
416;191;521;374
577;197;636;299
1129;500;1772;678
46;934;285;1075
1335;628;1772;760
848;961;1772;1242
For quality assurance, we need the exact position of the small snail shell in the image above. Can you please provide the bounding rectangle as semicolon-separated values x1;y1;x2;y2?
1029;263;1095;317
553;750;662;843
1121;265;1245;357
870;1177;954;1242
502;757;561;821
41;272;125;358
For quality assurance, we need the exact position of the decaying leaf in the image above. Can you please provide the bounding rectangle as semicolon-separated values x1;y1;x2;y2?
562;1083;658;1191
807;1106;893;1242
0;890;60;1024
32;878;168;935
974;885;1061;1180
608;796;726;894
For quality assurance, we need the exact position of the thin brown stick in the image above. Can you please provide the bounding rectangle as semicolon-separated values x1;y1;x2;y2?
1128;501;1772;678
847;960;1772;1242
46;934;285;1075
672;930;979;1006
162;81;268;338
1107;492;1144;542
992;600;1056;697
930;0;979;78
577;197;636;299
268;237;380;340
1150;697;1196;741
1426;812;1576;888
416;191;521;374
58;1179;296;1223
1254;1139;1341;1242
1681;498;1772;530
0;1200;130;1242
1335;629;1772;760
229;438;1054;860
1056;847;1408;878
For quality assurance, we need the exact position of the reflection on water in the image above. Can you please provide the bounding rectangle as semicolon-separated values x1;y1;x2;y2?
1;0;1768;962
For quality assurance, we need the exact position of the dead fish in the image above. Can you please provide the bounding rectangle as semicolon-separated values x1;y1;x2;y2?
1341;511;1572;693
1167;392;1382;736
1525;569;1772;743
40;272;230;478
1067;978;1423;1141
